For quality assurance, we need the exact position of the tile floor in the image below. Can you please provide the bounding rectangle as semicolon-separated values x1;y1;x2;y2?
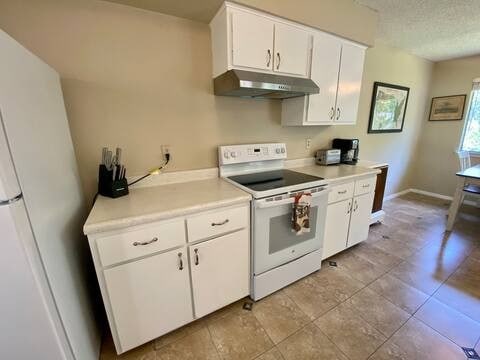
100;193;479;360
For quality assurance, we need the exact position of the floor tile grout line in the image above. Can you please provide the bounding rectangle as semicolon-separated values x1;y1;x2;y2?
382;196;480;353
205;322;223;360
345;289;411;340
361;194;478;358
413;313;480;350
312;322;356;360
248;306;278;359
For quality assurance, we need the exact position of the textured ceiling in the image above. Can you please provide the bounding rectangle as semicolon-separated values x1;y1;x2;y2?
356;0;480;61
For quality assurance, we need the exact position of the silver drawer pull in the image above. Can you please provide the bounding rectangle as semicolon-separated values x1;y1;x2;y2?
133;237;158;246
211;219;229;226
362;184;370;188
194;248;199;266
178;252;184;270
338;190;347;194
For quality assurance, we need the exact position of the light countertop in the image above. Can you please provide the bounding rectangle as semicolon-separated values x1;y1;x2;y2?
290;164;380;184
355;160;389;169
84;163;380;235
83;178;251;235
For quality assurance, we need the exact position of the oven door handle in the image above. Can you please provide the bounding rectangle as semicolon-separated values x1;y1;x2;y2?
255;189;329;209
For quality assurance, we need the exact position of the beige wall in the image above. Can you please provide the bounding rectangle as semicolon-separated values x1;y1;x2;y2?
412;55;480;196
0;0;432;201
103;0;378;45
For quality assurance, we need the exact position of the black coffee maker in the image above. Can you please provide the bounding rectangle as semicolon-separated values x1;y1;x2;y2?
332;138;359;164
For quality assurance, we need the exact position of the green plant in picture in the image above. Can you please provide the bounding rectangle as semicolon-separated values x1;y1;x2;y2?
368;82;410;133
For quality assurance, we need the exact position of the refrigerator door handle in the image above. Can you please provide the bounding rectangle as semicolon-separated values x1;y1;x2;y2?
0;192;23;206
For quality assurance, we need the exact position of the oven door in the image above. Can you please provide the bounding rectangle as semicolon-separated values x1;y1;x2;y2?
252;187;329;275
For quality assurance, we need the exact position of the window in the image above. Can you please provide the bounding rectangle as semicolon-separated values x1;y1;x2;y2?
460;79;480;153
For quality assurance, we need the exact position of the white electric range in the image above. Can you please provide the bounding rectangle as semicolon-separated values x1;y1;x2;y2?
219;143;330;300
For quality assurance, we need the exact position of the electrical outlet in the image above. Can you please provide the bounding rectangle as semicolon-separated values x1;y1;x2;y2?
161;145;171;159
305;138;312;150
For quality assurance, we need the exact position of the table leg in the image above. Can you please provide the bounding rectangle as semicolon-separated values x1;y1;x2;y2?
446;177;466;231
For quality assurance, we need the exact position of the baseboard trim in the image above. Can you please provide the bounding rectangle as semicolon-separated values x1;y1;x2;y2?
384;189;411;201
410;188;453;201
385;188;478;207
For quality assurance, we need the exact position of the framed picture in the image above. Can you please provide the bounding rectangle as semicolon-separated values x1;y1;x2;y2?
429;95;466;121
368;82;410;133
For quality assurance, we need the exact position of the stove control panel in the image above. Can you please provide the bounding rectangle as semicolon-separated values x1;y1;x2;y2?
219;143;287;165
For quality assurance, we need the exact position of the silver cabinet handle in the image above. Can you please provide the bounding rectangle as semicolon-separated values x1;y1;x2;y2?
133;237;158;246
329;107;335;120
336;107;341;120
178;252;184;270
266;49;271;67
338;190;347;194
354;200;358;212
347;201;352;214
362;184;370;188
276;52;281;70
194;248;199;266
211;219;229;226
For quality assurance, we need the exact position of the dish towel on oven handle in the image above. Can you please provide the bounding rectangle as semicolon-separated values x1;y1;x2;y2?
292;192;312;235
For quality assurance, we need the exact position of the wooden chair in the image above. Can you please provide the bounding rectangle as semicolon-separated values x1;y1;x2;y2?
457;150;480;197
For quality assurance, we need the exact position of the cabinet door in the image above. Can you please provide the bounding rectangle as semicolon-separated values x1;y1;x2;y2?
231;10;274;71
190;229;249;318
306;32;342;124
335;43;366;124
104;249;193;352
347;192;374;248
273;23;311;77
322;199;352;260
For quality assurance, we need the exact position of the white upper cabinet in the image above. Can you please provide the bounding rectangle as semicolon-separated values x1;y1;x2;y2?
231;10;274;71
335;43;366;124
273;23;311;76
282;33;366;126
306;32;342;125
210;3;312;78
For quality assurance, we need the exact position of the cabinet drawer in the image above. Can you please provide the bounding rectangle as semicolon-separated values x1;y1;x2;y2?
187;205;249;242
328;182;354;204
97;219;185;267
354;176;376;196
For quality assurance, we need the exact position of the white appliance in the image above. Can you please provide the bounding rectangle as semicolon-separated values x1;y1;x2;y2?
0;30;100;359
219;143;329;300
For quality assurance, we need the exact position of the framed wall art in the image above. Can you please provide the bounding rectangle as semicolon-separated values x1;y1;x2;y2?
368;82;410;133
429;94;466;121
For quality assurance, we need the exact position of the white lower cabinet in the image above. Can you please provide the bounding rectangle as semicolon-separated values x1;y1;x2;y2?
323;199;351;260
322;177;375;260
89;203;250;354
347;192;375;247
103;248;193;352
190;229;249;318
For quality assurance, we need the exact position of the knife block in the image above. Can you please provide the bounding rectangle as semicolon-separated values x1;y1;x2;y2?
98;164;129;198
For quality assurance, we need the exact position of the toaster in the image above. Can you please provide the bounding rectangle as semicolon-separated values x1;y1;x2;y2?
315;149;341;165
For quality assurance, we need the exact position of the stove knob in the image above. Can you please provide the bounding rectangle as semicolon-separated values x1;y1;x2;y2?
275;148;281;154
230;151;237;158
281;148;285;153
224;151;230;159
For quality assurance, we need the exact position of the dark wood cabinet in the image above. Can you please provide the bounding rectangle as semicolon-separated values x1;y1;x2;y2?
372;166;388;213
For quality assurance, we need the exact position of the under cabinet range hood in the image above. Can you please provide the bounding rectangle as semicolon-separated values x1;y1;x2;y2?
213;70;320;99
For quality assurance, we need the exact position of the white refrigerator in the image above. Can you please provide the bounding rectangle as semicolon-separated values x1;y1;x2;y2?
0;30;100;359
